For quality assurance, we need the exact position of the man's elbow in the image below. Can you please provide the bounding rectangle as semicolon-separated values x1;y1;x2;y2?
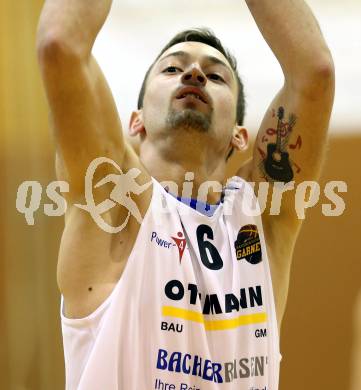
36;30;83;68
310;53;335;86
296;54;335;99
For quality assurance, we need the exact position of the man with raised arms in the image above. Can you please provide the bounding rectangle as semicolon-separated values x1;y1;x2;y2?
37;1;334;389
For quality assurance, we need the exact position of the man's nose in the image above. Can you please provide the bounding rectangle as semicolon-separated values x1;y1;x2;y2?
181;66;207;86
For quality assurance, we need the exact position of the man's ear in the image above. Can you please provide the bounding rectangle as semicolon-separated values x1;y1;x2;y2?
230;125;248;152
129;110;145;136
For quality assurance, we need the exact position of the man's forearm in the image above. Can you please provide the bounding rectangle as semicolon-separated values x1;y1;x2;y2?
245;0;334;87
37;0;113;58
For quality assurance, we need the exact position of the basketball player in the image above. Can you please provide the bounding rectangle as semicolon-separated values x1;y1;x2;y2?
37;1;335;389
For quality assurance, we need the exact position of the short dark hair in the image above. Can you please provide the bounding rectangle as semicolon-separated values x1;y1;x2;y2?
137;28;246;159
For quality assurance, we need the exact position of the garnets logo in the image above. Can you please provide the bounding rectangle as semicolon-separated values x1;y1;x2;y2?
234;224;262;264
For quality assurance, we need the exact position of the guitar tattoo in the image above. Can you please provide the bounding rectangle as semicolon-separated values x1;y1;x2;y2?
263;107;297;182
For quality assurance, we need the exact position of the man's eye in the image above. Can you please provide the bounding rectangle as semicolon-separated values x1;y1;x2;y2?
163;66;181;73
208;74;224;82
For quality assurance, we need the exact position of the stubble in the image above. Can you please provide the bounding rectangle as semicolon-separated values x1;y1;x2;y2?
166;107;213;133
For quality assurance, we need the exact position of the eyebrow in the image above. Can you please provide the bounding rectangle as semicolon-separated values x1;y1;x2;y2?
159;50;234;78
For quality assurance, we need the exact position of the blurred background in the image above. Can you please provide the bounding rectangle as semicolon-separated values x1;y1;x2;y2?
1;0;360;389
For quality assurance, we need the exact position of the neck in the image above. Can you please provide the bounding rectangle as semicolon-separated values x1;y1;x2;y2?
140;137;227;204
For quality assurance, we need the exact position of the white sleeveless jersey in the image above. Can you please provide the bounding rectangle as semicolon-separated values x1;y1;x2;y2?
61;176;281;390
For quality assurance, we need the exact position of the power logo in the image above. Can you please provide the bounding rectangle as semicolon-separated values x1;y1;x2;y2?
234;224;262;264
151;232;174;249
171;231;187;264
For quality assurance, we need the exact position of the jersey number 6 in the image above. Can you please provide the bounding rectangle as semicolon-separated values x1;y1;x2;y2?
196;224;223;271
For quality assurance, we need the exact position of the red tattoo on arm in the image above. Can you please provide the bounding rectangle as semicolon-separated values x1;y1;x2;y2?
289;135;302;150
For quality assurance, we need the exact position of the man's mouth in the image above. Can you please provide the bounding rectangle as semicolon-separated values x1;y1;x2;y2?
176;87;208;104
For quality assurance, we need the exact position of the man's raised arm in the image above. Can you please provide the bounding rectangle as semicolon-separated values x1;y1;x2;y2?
245;0;334;92
239;1;335;324
241;0;335;220
37;0;126;199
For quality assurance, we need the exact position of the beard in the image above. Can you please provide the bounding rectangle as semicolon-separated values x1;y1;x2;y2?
165;107;212;133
